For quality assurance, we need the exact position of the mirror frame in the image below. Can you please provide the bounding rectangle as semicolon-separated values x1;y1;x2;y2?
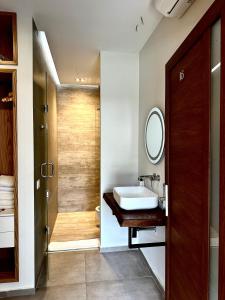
145;107;165;165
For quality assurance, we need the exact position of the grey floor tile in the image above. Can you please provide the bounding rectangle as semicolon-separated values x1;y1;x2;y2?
5;250;162;300
122;278;163;300
86;280;125;300
6;284;86;300
86;278;162;300
85;250;152;282
37;284;86;300
47;251;86;287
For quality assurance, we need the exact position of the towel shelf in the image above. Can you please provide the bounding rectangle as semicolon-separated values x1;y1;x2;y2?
0;66;18;281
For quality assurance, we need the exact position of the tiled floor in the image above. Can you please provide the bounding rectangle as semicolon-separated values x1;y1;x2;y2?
7;250;163;300
50;211;100;242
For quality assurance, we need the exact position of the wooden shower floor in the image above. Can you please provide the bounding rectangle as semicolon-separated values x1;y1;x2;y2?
50;211;100;242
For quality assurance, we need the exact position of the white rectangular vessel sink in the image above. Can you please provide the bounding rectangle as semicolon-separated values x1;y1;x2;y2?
113;186;158;210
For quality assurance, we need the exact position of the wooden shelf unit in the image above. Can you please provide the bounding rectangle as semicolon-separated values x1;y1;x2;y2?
0;12;17;65
0;69;18;283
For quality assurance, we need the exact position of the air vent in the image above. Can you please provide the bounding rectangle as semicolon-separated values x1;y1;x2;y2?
153;0;195;18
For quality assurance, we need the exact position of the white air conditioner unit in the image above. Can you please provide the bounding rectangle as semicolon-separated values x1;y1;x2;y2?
153;0;195;18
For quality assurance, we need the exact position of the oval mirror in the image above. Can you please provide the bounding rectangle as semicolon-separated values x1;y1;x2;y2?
145;107;165;164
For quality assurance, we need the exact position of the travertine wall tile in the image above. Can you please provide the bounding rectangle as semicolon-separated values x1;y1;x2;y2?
57;88;100;212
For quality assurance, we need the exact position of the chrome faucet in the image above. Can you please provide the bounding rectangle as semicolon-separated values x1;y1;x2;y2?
138;173;160;182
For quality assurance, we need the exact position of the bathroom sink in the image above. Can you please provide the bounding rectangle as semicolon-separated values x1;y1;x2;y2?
113;186;158;210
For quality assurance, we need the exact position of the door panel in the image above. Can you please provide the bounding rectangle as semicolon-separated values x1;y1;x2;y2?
166;30;211;300
47;74;58;242
33;22;48;287
33;22;58;286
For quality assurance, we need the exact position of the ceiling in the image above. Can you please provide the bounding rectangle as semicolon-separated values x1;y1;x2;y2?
1;0;162;85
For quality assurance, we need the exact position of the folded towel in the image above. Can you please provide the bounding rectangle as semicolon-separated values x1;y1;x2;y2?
0;200;14;206
0;191;14;200
0;201;14;206
0;205;14;209
0;186;14;192
0;208;14;214
0;175;14;188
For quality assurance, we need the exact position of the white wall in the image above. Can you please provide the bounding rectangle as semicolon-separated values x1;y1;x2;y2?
0;1;34;292
100;51;139;248
138;0;215;289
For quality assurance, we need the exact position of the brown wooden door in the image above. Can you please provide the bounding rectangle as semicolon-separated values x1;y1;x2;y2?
166;30;211;300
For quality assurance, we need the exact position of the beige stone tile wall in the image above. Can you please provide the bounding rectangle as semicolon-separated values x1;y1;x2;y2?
57;87;100;212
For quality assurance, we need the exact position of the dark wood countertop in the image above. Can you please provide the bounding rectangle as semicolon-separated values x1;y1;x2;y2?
103;193;166;228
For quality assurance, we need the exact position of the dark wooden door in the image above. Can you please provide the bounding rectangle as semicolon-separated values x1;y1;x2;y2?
166;30;211;300
33;22;48;288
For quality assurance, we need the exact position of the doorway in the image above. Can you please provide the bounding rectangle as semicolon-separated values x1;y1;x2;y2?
33;23;101;287
49;87;100;252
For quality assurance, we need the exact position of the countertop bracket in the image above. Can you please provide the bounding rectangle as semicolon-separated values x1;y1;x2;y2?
128;227;166;249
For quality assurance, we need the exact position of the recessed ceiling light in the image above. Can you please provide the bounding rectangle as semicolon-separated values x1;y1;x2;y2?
75;77;86;83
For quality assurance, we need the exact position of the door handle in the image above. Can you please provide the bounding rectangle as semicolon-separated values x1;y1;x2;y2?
165;184;169;217
48;162;54;178
41;162;48;178
41;162;55;178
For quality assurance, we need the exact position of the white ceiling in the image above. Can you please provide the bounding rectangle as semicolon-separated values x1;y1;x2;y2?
1;0;162;85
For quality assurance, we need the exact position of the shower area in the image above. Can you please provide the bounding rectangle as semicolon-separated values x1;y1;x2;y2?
49;86;100;251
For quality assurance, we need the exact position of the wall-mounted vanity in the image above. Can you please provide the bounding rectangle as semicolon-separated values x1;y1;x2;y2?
103;191;166;248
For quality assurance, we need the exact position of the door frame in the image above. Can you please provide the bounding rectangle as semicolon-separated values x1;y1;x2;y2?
165;0;225;299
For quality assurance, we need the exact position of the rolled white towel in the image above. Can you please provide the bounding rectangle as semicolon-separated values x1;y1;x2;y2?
0;175;14;188
0;191;14;200
0;205;14;209
0;208;14;215
0;200;14;206
0;186;14;192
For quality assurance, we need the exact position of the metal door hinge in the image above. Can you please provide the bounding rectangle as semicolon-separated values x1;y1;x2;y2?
40;123;48;130
45;225;50;235
43;104;48;113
